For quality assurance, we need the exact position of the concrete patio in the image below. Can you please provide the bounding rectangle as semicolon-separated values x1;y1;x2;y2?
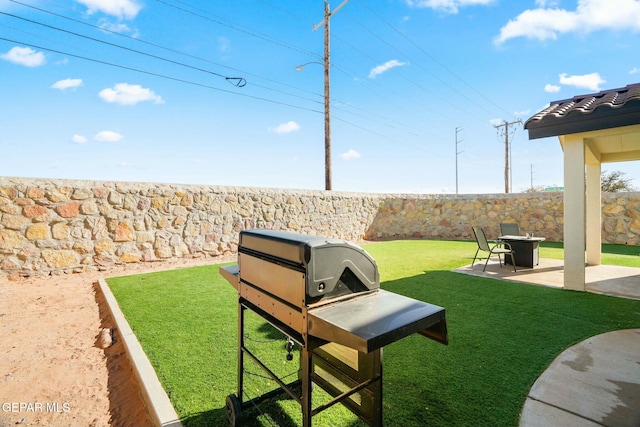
454;258;640;300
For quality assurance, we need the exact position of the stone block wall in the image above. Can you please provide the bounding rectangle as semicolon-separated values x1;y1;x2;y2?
602;193;640;244
1;177;639;279
364;193;565;242
0;178;381;279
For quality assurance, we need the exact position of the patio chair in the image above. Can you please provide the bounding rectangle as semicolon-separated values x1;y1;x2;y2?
500;222;520;236
472;226;516;272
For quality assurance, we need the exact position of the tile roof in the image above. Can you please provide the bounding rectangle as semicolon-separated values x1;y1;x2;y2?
524;83;640;139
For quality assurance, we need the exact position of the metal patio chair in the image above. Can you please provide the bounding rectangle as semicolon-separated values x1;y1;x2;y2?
500;222;520;236
472;226;516;272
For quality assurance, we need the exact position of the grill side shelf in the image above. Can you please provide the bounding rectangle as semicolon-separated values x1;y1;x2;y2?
308;289;447;353
219;264;239;290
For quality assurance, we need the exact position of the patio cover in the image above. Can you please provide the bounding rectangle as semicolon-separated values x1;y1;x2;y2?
524;83;640;290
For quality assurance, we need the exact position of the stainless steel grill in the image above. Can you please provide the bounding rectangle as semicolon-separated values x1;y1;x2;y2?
220;229;448;426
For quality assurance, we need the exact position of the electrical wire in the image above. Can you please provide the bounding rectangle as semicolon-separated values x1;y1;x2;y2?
0;36;325;114
145;0;456;139
340;9;491;125
1;1;455;157
354;0;515;119
150;0;318;59
5;0;426;141
1;10;247;87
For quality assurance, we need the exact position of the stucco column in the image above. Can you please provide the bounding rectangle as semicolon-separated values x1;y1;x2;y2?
586;162;602;265
562;136;586;290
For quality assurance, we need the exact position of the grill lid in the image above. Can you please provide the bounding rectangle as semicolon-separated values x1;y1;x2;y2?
239;229;379;298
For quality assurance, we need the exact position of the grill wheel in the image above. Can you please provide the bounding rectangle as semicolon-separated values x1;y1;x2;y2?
225;393;241;427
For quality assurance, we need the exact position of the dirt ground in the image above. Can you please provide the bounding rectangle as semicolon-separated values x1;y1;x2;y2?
0;255;233;427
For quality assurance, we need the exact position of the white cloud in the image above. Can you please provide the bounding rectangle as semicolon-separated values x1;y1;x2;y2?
75;0;142;19
404;0;494;14
71;134;88;144
52;78;83;90
630;67;639;74
218;36;231;52
489;118;504;127
495;0;640;45
118;161;138;168
368;59;407;78
94;131;123;142
513;109;531;117
544;83;561;93
535;0;560;6
99;83;164;105
269;121;300;134
97;19;139;37
0;46;46;67
559;72;605;91
340;149;362;160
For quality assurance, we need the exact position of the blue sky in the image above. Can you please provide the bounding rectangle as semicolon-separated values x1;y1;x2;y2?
1;0;640;193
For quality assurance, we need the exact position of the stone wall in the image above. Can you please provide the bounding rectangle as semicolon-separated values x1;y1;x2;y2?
364;193;565;242
366;192;640;245
1;177;639;279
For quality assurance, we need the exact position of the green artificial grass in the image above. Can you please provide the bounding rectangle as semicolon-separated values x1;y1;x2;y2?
106;240;640;427
539;241;640;266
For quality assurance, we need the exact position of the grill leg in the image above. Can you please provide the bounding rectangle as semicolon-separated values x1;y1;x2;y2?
301;345;313;427
372;349;382;427
238;303;245;406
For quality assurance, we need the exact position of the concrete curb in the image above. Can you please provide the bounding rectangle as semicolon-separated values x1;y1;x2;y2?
97;278;183;427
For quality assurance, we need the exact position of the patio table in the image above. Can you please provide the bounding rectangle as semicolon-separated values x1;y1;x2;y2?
499;235;545;268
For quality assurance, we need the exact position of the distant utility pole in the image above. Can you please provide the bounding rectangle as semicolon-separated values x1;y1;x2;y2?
455;127;463;194
530;164;535;191
494;119;522;193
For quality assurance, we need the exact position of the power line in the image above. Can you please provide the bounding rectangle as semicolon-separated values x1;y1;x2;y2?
1;10;247;87
160;0;480;134
151;0;441;136
342;9;492;124
150;0;318;59
2;1;457;157
7;0;435;142
354;0;514;119
0;36;325;114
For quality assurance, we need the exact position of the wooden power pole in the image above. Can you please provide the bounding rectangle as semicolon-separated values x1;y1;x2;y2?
494;119;522;193
313;0;349;191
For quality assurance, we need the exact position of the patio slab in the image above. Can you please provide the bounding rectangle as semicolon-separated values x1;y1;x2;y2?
454;258;640;300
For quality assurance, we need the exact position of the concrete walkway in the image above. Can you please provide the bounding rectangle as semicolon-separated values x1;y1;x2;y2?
520;329;640;427
454;259;640;427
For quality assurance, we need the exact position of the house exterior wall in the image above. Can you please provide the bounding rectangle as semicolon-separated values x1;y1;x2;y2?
1;177;639;279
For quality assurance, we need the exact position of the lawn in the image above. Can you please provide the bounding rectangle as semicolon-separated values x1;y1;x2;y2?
106;240;640;426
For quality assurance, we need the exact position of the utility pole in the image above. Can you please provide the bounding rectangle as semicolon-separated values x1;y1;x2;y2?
493;119;522;193
455;127;463;194
313;0;348;191
530;163;534;191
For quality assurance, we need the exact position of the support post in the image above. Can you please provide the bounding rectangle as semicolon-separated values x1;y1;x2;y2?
586;162;602;265
562;136;586;290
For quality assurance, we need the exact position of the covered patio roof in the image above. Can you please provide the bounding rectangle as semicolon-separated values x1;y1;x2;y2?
526;83;640;140
524;83;640;290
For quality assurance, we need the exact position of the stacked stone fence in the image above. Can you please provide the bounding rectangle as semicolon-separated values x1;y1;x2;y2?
1;177;639;279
